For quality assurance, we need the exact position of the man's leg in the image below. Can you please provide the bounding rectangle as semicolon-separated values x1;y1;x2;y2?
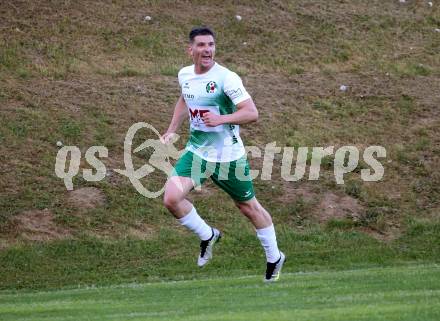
163;176;221;267
163;176;196;218
163;176;212;239
210;156;285;281
235;197;285;281
235;197;280;261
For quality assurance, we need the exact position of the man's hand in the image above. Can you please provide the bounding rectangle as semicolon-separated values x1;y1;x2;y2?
160;132;178;144
202;112;224;127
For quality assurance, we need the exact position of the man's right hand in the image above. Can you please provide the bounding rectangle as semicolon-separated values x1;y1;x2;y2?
160;132;178;144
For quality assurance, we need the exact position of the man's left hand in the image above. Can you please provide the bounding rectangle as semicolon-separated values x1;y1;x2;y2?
202;112;224;127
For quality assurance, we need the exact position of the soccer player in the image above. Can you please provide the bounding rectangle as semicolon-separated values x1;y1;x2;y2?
161;27;285;282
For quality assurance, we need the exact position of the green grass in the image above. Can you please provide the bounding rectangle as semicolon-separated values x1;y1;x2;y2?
1;217;439;291
0;265;439;321
1;0;440;297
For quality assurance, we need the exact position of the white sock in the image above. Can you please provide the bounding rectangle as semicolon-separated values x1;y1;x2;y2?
256;224;281;263
178;207;213;241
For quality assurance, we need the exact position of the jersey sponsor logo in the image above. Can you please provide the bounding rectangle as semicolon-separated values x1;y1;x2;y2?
183;93;194;100
206;81;218;94
189;108;210;120
183;82;190;89
225;88;243;100
188;106;223;133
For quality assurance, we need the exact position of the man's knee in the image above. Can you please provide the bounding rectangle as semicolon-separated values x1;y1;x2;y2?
163;192;179;211
163;177;192;211
236;200;259;219
163;183;185;211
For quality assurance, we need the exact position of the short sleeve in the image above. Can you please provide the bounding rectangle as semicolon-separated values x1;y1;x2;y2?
178;68;184;87
223;71;251;105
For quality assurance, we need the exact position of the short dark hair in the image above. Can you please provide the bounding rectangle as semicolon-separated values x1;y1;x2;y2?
189;27;216;43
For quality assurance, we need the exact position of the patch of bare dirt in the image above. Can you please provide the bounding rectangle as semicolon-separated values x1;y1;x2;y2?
66;187;106;209
289;186;403;242
9;209;71;241
127;223;155;240
285;184;318;203
316;191;363;223
278;183;363;222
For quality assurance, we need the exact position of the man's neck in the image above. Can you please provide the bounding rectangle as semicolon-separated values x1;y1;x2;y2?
194;62;215;74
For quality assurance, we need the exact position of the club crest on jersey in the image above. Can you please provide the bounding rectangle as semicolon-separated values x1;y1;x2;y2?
206;81;217;94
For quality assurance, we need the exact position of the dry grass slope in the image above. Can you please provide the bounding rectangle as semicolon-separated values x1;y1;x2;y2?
0;0;439;254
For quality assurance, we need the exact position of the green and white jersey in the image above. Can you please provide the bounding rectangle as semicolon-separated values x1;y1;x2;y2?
178;63;251;162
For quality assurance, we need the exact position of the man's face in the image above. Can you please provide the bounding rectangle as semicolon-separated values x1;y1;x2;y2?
189;35;215;70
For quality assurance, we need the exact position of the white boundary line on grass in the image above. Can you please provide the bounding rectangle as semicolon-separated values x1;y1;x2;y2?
1;263;438;296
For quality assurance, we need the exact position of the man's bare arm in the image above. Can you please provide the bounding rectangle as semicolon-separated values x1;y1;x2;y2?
202;98;258;127
161;95;188;143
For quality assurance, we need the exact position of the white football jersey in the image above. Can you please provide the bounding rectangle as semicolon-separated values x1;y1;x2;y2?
178;63;251;162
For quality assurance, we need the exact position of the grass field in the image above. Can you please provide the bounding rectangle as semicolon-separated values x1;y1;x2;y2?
1;264;439;321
